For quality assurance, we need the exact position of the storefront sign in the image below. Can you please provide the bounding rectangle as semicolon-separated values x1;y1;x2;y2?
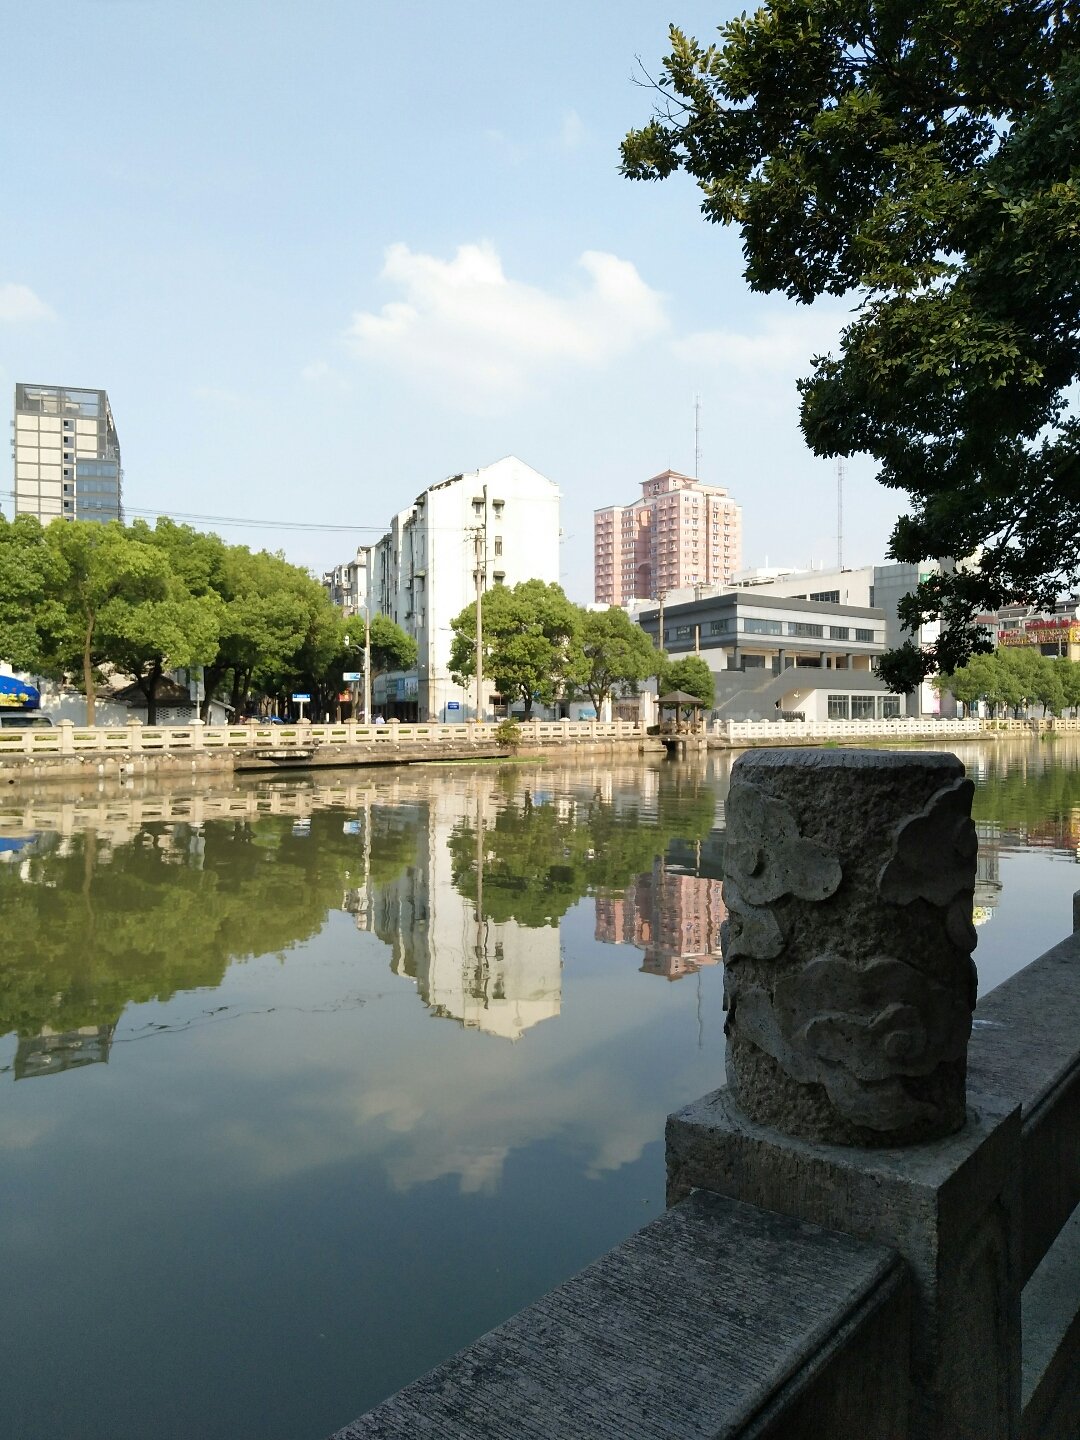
999;622;1080;646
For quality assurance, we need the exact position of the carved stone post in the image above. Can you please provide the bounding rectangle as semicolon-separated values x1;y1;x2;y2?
670;748;1021;1439
722;748;978;1146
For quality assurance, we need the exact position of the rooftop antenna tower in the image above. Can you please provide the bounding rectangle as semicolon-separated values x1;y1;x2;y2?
694;394;701;479
837;457;845;569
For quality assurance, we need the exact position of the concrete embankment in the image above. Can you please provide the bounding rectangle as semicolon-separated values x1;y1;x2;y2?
0;737;665;786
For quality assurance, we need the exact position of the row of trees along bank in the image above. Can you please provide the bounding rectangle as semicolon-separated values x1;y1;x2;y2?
935;647;1080;718
448;579;715;716
0;521;712;726
0;515;416;724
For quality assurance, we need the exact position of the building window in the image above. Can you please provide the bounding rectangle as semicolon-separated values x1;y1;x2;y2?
855;628;875;643
743;618;783;635
829;626;849;640
880;695;902;718
742;654;766;669
809;589;840;603
852;695;875;720
675;625;693;639
709;619;733;635
828;695;849;720
494;536;503;556
787;622;824;638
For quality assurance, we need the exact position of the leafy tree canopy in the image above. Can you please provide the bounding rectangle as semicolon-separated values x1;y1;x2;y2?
575;607;661;711
44;521;172;723
937;645;1080;717
0;514;67;672
450;580;587;717
624;5;1080;685
659;654;716;708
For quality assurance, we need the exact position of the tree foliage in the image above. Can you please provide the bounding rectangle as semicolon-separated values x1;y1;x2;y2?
936;646;1080;717
658;655;716;708
575;607;661;711
43;521;173;724
449;580;586;717
0;516;348;723
624;6;1080;684
358;614;418;690
448;779;716;927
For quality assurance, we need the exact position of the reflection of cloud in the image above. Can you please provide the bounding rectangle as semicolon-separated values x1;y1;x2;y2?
0;282;54;324
345;241;667;409
0;1107;62;1151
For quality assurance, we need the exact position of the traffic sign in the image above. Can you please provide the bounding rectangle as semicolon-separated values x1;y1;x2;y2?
292;692;311;703
343;671;363;682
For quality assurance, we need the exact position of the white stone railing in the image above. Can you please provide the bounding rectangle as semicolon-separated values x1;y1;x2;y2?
0;717;646;758
720;716;990;741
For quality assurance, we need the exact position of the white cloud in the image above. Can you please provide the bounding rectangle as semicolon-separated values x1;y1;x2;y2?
672;304;849;375
560;110;585;149
0;282;54;324
300;359;350;391
346;241;667;409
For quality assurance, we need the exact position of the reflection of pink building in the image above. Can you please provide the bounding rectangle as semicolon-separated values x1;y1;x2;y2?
595;861;726;980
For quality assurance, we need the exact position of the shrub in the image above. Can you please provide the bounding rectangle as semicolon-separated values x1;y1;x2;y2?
494;718;522;750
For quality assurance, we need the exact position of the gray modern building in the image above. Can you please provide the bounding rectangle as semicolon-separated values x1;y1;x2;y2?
12;383;122;524
638;589;899;722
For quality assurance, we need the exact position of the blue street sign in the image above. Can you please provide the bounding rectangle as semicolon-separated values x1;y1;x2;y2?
343;671;363;682
292;692;311;703
447;701;461;710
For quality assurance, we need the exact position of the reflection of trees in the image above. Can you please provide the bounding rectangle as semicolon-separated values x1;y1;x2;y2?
448;779;717;927
0;814;377;1041
972;752;1080;851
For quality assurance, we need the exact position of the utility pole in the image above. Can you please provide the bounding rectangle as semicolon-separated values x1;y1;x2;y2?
837;457;845;570
363;606;372;722
474;485;487;721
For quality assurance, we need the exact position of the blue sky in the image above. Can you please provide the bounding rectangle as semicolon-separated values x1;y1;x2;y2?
1;0;901;599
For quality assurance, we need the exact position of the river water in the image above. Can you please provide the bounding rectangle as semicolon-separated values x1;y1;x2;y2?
1;740;1077;1439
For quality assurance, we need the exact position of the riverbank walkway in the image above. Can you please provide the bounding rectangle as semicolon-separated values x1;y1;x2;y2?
0;712;1069;768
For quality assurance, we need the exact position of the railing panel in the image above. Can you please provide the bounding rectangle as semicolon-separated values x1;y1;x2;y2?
331;1190;909;1440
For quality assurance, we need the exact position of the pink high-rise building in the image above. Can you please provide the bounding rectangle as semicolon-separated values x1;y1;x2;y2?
593;470;742;606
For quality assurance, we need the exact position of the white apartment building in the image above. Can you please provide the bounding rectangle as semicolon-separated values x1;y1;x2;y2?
355;456;560;721
12;383;122;524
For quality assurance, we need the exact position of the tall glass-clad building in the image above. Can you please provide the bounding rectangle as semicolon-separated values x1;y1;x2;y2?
12;384;122;524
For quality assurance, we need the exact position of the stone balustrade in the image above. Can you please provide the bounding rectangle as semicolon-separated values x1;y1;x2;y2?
0;716;646;759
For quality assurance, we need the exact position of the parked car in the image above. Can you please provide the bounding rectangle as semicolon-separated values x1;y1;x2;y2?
0;712;54;729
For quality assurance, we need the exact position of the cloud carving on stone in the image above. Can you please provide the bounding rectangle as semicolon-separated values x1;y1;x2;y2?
878;777;977;908
736;954;972;1130
722;781;841;961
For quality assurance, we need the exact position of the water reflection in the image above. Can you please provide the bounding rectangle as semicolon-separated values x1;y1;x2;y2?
0;764;719;1069
3;747;1080;1440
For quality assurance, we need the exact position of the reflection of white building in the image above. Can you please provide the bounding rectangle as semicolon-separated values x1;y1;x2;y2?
351;785;562;1041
